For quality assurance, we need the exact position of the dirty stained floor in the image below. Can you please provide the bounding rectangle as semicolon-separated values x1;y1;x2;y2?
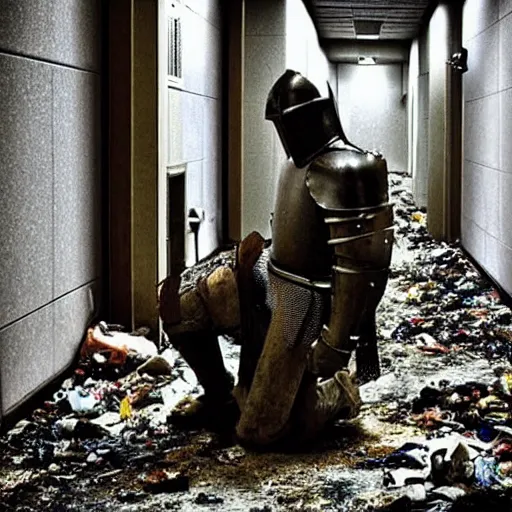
1;174;512;511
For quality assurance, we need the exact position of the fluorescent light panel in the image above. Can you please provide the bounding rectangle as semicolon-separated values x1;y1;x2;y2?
358;56;376;65
356;34;380;40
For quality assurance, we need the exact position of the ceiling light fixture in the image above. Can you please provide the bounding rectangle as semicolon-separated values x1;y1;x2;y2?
354;20;382;40
358;56;376;65
355;34;380;40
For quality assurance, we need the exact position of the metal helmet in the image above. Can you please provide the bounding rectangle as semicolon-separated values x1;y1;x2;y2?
265;69;349;168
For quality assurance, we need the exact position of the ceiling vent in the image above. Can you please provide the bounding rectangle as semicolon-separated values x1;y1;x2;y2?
167;1;183;85
354;20;382;39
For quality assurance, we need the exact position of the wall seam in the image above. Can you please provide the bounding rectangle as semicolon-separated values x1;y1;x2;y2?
461;216;512;256
463;215;489;235
464;16;500;44
51;67;56;375
487;230;512;252
0;49;99;74
168;86;220;101
499;9;512;21
184;4;220;30
0;279;100;336
498;14;502;174
465;158;506;173
465;89;501;104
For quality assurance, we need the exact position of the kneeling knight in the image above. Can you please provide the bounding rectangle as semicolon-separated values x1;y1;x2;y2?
159;69;394;447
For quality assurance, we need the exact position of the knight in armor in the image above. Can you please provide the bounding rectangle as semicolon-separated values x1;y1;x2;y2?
159;69;394;447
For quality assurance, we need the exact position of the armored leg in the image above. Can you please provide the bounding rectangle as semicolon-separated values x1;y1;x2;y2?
236;270;328;446
159;265;241;428
168;330;237;428
234;232;269;406
290;369;362;443
356;269;389;383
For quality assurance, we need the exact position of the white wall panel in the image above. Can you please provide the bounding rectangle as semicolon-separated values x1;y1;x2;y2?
242;0;332;238
501;0;512;18
462;0;512;295
499;12;512;90
462;0;499;43
337;63;408;172
163;1;222;264
464;94;500;170
464;23;499;101
0;0;102;417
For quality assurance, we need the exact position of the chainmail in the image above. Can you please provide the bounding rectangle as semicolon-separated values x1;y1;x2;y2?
179;246;237;295
252;247;271;300
266;263;328;349
176;243;327;350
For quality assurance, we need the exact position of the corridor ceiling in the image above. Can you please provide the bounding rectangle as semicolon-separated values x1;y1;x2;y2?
306;0;435;40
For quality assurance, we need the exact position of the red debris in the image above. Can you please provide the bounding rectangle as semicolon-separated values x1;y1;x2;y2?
80;327;129;365
418;343;450;355
142;470;189;494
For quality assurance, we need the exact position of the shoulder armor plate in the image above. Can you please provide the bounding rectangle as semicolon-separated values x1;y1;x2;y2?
306;149;389;211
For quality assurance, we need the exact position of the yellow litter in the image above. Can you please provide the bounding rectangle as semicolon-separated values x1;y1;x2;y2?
120;396;132;420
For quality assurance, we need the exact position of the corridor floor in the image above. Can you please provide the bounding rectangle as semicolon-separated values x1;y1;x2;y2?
2;174;512;511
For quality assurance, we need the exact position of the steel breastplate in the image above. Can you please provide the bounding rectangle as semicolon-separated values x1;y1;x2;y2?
270;159;332;285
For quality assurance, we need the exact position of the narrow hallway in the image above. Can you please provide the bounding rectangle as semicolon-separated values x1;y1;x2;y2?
1;1;512;511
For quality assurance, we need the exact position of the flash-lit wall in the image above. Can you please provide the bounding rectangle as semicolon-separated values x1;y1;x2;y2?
0;0;102;418
336;63;408;172
409;28;430;209
165;1;223;266
242;0;334;238
461;0;512;296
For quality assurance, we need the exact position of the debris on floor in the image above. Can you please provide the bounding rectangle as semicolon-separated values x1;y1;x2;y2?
2;173;512;511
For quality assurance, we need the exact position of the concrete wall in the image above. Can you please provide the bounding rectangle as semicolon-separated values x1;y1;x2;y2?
336;63;408;173
427;2;464;240
0;1;102;417
243;0;286;239
286;0;330;96
408;39;419;178
242;0;331;238
165;1;222;266
461;0;512;295
412;28;430;208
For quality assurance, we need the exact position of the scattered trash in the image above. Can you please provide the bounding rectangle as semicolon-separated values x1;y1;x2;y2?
215;445;246;464
403;483;426;502
7;420;37;443
48;463;61;474
2;173;512;511
67;387;100;414
411;211;426;224
119;396;132;420
384;468;429;488
117;490;147;503
194;492;224;505
86;452;98;464
430;486;466;502
80;323;158;365
136;355;174;376
142;470;189;494
95;469;124;481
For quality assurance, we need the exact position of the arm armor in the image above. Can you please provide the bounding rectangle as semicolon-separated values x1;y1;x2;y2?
306;150;394;380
